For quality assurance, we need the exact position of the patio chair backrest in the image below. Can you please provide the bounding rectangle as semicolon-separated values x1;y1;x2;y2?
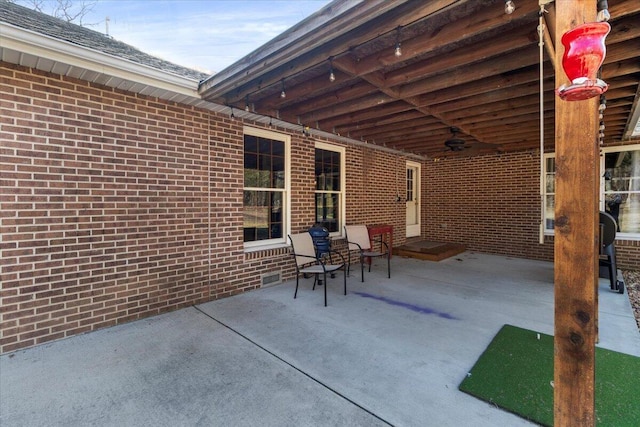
345;225;371;251
289;232;317;267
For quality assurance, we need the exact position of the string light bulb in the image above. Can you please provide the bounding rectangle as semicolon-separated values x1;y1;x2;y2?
328;58;335;82
394;26;402;57
244;95;250;112
280;79;286;98
230;106;235;120
599;95;607;144
599;95;607;112
504;0;515;14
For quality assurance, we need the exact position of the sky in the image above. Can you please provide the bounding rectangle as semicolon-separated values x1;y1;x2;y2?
25;0;333;74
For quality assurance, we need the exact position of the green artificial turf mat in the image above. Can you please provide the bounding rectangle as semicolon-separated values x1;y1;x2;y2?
459;324;640;426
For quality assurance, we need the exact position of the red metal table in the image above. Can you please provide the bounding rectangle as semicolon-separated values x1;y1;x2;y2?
367;224;393;259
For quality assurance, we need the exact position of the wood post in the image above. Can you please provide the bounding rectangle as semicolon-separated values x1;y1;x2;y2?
553;1;599;425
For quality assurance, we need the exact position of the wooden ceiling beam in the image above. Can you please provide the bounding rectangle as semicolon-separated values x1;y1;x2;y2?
347;117;441;140
603;39;640;65
384;25;538;89
415;65;554;107
296;92;401;123
267;79;379;116
431;82;545;114
316;102;415;133
334;110;426;134
452;100;556;127
397;45;540;98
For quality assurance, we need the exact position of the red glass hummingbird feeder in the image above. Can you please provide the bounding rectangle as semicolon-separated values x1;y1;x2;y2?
556;22;610;101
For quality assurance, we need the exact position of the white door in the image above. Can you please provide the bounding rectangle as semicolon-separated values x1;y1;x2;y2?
406;161;421;237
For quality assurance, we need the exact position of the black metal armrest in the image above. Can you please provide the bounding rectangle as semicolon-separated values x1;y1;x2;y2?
370;238;389;253
346;240;364;252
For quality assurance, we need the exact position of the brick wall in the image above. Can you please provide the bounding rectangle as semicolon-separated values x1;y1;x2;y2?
1;64;214;352
424;151;553;260
423;151;639;269
2;62;638;354
0;63;411;353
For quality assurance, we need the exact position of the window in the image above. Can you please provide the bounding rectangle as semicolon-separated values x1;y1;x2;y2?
314;142;345;234
602;145;640;236
543;145;640;238
243;127;290;248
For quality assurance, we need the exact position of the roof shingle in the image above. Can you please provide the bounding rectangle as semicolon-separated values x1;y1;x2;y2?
0;0;210;81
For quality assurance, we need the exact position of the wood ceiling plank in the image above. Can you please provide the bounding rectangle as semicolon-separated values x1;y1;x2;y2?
383;25;538;88
347;115;439;135
316;101;415;132
430;81;546;114
297;92;400;123
352;120;443;141
335;110;426;134
353;0;540;77
415;65;554;107
397;45;540;98
267;79;378;116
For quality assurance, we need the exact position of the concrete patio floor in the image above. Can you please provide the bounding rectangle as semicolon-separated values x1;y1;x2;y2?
2;252;639;427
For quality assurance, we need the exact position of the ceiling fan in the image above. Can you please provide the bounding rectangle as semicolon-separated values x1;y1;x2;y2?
444;127;468;151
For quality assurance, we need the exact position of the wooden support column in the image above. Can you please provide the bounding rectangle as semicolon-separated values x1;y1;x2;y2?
553;1;599;426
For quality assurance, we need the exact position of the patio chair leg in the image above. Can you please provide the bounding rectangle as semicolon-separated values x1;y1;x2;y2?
360;254;364;282
343;266;347;295
387;253;391;278
294;276;299;299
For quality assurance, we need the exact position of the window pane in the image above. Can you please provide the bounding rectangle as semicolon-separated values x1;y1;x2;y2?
259;154;272;187
545;195;555;230
244;153;258;187
259;137;271;155
407;168;414;202
272;140;284;157
315;148;340;191
315;193;339;232
244;135;257;153
243;190;283;242
272;154;285;189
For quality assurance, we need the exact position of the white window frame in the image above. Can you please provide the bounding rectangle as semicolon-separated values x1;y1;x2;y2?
243;126;291;250
314;142;346;238
544;144;640;240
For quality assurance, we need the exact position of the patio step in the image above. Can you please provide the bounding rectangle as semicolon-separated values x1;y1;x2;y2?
394;240;466;261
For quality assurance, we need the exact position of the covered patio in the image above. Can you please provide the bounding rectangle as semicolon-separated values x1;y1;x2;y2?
1;1;640;424
2;253;638;426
